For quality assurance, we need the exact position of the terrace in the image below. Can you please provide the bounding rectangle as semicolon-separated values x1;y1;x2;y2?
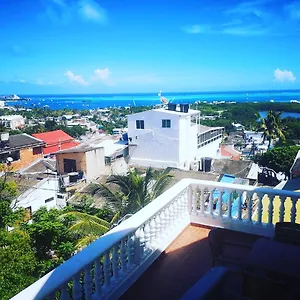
12;178;300;299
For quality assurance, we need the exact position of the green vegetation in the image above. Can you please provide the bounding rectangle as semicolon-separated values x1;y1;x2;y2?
0;167;172;299
255;146;300;177
258;111;285;148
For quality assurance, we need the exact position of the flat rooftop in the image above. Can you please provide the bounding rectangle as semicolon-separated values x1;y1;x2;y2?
154;107;200;116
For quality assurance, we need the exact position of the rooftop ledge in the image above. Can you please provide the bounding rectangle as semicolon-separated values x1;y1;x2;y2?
12;178;300;300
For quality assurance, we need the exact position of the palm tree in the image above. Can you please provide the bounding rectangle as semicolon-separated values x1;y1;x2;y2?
258;111;285;149
93;167;172;221
59;211;118;249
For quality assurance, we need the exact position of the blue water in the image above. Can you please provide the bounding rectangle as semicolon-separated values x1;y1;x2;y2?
259;111;300;119
3;89;300;110
214;174;240;217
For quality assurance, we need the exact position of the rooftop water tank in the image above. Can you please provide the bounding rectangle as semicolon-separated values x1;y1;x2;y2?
168;103;177;111
180;103;189;113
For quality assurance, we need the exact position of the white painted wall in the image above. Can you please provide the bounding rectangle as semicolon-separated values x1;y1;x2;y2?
128;110;199;169
104;157;128;175
85;148;105;182
12;178;66;214
197;137;222;158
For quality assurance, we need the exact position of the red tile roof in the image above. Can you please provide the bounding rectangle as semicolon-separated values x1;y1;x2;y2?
32;130;80;155
42;141;80;155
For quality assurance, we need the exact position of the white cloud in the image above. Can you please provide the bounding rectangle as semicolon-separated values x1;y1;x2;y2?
274;69;296;82
19;79;26;83
79;0;107;23
92;68;115;86
64;70;88;86
43;0;107;24
181;24;210;34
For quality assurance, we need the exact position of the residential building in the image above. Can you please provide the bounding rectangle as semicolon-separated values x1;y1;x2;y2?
32;130;80;156
56;139;128;188
12;177;67;219
0;133;44;170
0;115;25;129
127;105;223;169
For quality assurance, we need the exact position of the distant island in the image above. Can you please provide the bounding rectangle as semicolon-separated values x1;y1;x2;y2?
0;94;30;101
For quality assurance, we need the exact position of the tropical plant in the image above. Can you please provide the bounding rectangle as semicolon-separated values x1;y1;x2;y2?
258;111;285;148
94;167;173;221
58;211;116;249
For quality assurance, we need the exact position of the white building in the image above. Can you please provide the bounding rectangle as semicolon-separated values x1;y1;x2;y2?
0;115;25;130
12;177;67;219
127;105;223;170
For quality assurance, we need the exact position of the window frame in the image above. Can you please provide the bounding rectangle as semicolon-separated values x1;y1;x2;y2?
162;119;171;128
136;120;145;129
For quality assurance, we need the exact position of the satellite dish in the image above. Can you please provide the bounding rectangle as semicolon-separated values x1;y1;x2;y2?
42;160;57;172
160;96;169;105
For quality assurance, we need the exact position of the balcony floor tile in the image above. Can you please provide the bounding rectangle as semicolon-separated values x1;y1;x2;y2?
120;224;212;300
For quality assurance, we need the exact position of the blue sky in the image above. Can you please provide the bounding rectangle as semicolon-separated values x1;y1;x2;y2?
1;0;300;94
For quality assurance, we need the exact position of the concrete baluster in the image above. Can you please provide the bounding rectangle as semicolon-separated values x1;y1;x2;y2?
279;196;285;222
72;273;82;300
95;259;103;298
268;195;275;226
218;189;223;217
103;251;111;291
84;264;93;300
60;284;69;300
291;197;297;223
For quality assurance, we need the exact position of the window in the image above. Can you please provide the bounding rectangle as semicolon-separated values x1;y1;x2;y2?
24;206;32;221
45;197;54;203
162;119;171;128
136;120;144;129
63;158;77;173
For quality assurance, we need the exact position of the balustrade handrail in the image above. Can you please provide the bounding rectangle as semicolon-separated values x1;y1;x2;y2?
12;178;191;299
12;178;300;299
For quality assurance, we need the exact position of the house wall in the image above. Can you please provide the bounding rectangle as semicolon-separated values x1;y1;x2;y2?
11;146;43;171
198;137;223;158
85;147;105;181
12;178;66;216
56;152;87;175
128;110;181;168
104;157;128;175
178;116;198;169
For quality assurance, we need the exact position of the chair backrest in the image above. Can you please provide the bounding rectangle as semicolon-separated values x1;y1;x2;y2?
274;222;300;245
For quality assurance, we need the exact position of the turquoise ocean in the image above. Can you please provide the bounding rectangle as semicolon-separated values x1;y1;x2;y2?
4;90;300;110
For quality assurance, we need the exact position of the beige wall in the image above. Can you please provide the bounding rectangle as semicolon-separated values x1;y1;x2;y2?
12;146;43;171
85;148;105;181
57;152;87;175
57;148;106;182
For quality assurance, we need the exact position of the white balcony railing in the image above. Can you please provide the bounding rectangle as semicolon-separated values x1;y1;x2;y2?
12;179;300;300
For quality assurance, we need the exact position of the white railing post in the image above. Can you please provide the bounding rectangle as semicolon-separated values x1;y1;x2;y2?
95;260;103;298
291;197;297;223
257;193;264;225
84;264;93;300
279;196;285;222
237;192;243;221
72;273;82;300
268;195;275;226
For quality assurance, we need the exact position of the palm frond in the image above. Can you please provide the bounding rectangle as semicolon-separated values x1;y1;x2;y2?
75;234;100;249
59;211;110;228
67;220;109;235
